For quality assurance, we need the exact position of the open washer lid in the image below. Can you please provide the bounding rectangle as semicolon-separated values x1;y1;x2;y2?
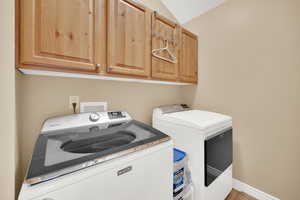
26;120;170;185
162;110;232;132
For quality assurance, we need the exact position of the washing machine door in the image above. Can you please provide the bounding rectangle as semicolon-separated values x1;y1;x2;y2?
25;120;170;185
204;128;232;186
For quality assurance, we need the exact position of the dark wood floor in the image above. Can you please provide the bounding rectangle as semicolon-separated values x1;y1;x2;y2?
226;189;257;200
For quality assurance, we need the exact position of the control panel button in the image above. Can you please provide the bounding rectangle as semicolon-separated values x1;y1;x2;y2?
89;113;100;122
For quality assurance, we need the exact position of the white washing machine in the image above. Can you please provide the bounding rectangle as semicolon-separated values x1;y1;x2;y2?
19;111;173;200
153;105;233;200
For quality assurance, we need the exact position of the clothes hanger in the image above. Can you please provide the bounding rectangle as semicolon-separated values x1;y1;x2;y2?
152;39;178;64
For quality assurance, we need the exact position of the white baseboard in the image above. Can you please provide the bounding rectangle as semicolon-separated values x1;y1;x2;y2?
233;179;280;200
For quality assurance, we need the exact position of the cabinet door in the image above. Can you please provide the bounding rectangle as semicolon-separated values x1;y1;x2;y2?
179;28;198;83
107;0;151;77
151;13;180;81
20;0;106;73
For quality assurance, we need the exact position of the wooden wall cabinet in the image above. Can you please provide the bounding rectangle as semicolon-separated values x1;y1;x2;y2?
18;0;198;84
151;13;180;81
107;0;151;77
20;0;106;73
179;28;198;83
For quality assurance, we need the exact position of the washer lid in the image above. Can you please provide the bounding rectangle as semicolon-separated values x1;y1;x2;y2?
25;120;170;185
162;110;232;131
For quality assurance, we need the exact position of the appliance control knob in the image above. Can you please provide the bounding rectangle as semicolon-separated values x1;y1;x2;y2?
89;113;100;122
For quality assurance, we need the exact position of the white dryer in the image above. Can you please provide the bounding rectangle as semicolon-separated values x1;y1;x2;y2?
153;105;233;200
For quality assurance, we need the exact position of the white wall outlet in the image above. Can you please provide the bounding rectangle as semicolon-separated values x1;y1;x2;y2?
69;96;80;109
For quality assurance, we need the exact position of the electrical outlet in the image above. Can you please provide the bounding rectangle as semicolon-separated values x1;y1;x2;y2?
69;96;79;109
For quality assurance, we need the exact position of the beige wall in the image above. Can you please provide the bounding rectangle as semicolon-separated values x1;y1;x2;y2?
0;0;16;199
16;0;182;190
183;0;300;199
15;72;23;197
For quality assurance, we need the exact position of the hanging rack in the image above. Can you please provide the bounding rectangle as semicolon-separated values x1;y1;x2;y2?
152;39;178;64
152;12;178;64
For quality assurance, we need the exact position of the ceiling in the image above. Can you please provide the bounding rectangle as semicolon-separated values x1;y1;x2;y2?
161;0;226;24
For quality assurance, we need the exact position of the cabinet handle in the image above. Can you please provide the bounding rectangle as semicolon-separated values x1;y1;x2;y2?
42;198;54;200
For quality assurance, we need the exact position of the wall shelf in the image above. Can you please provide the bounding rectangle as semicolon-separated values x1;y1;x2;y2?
19;69;192;86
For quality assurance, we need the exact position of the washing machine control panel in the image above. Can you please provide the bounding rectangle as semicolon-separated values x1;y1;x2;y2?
42;111;132;133
108;111;126;119
159;104;191;114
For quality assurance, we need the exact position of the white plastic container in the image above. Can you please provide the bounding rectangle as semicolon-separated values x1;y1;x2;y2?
173;149;193;200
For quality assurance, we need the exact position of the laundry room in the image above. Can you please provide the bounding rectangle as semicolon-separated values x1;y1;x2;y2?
1;0;300;200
